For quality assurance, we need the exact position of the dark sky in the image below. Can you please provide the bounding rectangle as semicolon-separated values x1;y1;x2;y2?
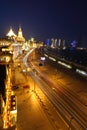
0;0;87;47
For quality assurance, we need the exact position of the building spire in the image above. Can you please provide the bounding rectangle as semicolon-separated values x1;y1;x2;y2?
16;26;25;42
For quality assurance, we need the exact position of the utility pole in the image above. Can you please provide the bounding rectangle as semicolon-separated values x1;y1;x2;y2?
33;71;36;92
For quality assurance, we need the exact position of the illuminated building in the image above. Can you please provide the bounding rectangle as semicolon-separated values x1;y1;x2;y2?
58;39;61;47
16;27;25;42
51;38;54;48
6;26;25;42
54;39;57;47
0;94;4;129
45;39;50;46
6;26;25;58
6;27;17;39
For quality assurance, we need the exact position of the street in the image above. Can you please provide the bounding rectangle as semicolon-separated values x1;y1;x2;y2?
14;57;68;130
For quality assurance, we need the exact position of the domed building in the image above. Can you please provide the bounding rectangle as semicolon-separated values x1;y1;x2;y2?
6;27;17;40
6;26;25;43
6;26;26;59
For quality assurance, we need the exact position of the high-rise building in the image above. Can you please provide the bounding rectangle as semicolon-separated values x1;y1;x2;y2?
51;38;55;48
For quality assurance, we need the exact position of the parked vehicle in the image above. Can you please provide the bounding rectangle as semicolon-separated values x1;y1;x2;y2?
23;85;30;89
12;85;19;90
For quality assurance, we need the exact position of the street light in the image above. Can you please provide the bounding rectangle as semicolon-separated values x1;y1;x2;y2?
33;71;36;92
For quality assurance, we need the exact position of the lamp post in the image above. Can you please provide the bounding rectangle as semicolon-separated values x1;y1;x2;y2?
33;71;36;92
34;78;35;92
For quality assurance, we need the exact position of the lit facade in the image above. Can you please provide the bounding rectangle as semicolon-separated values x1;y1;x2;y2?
16;27;25;42
6;27;17;39
6;26;25;42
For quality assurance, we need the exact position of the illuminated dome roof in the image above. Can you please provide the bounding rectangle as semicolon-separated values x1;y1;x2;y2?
6;27;17;38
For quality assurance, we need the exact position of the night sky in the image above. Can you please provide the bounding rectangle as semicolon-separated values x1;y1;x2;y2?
0;0;87;47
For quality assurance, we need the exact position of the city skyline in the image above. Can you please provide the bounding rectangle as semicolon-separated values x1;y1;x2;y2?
0;0;87;47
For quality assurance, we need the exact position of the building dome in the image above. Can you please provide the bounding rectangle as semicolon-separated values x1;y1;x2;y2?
6;27;17;38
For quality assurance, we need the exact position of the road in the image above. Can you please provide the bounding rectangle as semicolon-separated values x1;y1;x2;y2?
2;48;87;130
27;49;87;130
13;56;68;130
